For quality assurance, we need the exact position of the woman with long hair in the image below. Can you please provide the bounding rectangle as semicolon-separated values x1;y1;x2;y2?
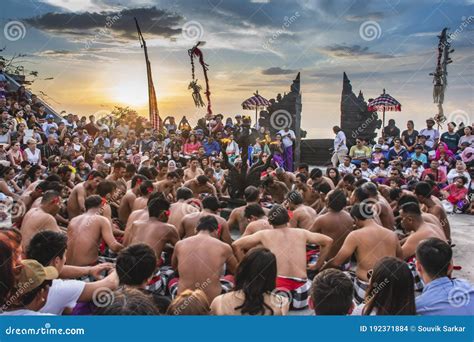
357;257;416;315
0;166;22;198
210;247;289;315
7;141;24;170
183;133;201;156
326;167;341;186
0;228;23;307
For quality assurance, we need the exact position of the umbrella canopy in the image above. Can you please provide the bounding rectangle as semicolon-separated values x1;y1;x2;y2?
368;89;401;112
242;91;270;110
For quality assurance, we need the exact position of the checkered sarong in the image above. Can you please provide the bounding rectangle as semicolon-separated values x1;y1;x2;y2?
146;266;175;295
168;276;234;299
276;276;312;310
407;259;424;291
345;271;369;304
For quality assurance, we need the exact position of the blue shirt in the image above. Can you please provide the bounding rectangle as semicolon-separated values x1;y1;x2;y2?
203;139;221;156
416;277;474;315
410;152;428;164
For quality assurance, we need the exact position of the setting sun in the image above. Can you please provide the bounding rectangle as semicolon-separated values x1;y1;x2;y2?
109;73;149;107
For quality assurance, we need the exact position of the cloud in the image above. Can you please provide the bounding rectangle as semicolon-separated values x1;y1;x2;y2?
320;44;394;59
344;12;384;22
261;67;297;75
24;7;183;40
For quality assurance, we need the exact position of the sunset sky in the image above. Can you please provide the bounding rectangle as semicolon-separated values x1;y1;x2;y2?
1;0;473;138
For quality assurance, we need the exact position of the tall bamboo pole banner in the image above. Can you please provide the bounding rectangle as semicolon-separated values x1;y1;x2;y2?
431;27;454;129
188;42;212;118
135;17;162;131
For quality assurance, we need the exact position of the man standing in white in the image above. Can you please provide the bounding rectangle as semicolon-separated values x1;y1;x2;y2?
278;127;296;172
331;126;348;167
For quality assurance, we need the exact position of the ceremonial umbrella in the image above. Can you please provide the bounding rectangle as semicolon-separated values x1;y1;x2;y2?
368;89;402;137
242;90;271;125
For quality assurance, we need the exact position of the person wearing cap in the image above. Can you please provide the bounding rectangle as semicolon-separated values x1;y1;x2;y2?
419;118;440;150
440;122;461;154
0;259;58;315
42;114;58;135
370;144;385;166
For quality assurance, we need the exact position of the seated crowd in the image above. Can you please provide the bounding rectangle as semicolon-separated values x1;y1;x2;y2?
0;80;473;316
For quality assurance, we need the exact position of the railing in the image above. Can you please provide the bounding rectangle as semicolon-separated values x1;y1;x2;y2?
4;73;63;121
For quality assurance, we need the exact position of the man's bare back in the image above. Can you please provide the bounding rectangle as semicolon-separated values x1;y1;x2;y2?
172;234;236;302
289;205;317;229
310;210;353;259
20;207;60;250
118;190;137;225
242;218;273;236
66;212;122;266
179;211;232;244
127;218;179;259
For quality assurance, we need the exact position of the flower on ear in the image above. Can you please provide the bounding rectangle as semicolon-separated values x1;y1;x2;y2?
147;186;154;194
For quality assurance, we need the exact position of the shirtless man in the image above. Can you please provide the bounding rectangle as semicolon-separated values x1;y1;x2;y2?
294;173;318;207
336;174;356;199
118;175;147;225
261;176;289;204
67;170;105;219
286;191;317;229
156;161;169;182
154;171;180;201
396;195;445;235
183;175;217;198
274;167;295;190
124;196;179;260
66;195;124;266
232;205;333;309
183;157;204;181
242;204;272;236
168;187;199;229
172;215;237;302
227;186;262;234
106;161;127;209
399;202;448;260
20;190;62;250
178;196;232;244
321;203;402;303
414;181;451;240
362;182;395;230
310;189;353;259
308;168;335;190
132;180;154;211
